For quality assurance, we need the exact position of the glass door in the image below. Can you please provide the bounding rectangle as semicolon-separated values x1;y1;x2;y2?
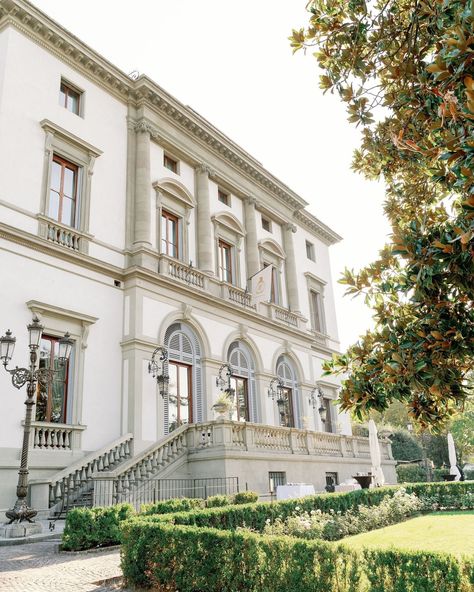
277;387;294;428
229;375;249;422
168;361;192;432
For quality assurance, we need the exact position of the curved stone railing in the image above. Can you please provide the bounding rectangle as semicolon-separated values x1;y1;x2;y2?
46;433;133;509
95;425;189;506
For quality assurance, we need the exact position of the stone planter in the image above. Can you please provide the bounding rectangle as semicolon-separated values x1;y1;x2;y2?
352;474;373;489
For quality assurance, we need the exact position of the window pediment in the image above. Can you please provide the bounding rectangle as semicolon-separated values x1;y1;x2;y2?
153;178;195;209
211;212;245;237
258;238;285;260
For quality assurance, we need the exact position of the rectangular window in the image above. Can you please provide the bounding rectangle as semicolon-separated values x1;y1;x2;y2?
310;290;323;333
269;471;286;492
230;375;249;422
36;335;72;423
218;239;233;283
218;189;229;206
325;472;338;491
59;80;81;116
49;155;78;227
163;153;179;174
306;240;315;261
261;216;271;232
161;210;179;258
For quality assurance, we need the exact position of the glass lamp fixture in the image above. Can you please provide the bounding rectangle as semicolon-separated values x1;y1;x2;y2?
0;329;16;364
267;376;283;401
216;363;233;393
148;346;169;398
58;332;74;364
27;315;43;348
309;386;327;423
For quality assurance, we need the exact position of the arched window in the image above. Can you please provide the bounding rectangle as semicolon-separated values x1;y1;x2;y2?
276;355;301;428
228;341;258;422
164;322;203;433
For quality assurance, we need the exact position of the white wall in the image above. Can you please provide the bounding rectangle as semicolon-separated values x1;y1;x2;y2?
0;243;123;452
0;28;128;258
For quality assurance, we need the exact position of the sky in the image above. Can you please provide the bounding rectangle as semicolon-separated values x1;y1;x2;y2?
32;0;392;350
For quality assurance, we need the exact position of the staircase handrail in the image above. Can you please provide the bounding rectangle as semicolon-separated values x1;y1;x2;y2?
98;424;189;478
46;432;134;486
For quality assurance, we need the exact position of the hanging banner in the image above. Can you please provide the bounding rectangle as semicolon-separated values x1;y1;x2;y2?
250;265;273;306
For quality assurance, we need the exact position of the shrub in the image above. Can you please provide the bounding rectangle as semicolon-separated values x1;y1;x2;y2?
148;481;474;534
390;429;423;462
233;490;259;504
397;463;427;483
141;497;205;515
206;494;231;508
120;518;474;592
62;503;134;551
263;489;423;542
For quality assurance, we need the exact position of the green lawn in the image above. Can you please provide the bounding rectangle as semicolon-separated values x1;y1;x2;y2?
341;512;474;557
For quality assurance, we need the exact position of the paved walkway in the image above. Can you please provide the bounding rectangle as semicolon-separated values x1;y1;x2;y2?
0;540;128;591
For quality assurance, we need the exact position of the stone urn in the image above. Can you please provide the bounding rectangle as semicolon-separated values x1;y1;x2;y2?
352;474;373;489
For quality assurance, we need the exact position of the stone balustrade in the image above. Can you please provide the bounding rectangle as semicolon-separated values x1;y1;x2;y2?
29;433;134;514
28;421;86;451
93;424;189;506
187;420;393;461
160;255;207;289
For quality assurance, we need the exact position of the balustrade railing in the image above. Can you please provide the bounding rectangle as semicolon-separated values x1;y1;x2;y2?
272;305;299;327
165;258;206;289
28;421;86;451
45;433;133;511
46;221;82;250
97;425;189;506
227;285;255;308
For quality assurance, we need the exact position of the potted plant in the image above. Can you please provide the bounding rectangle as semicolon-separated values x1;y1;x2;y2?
212;391;234;419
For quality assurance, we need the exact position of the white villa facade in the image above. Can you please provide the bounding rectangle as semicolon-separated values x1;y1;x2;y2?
0;0;395;515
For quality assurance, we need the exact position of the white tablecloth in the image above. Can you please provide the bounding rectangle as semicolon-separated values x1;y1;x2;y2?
276;484;315;500
334;483;361;493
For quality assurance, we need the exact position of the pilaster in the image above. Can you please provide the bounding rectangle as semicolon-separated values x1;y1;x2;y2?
195;164;214;275
283;223;301;313
133;122;152;247
244;196;260;280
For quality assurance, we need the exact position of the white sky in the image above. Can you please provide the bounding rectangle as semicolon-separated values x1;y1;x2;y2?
32;0;392;350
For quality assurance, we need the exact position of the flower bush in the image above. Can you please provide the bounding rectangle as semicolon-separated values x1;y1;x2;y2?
263;489;423;541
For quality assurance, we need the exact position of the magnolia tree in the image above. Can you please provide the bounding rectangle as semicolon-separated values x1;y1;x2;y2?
291;0;474;428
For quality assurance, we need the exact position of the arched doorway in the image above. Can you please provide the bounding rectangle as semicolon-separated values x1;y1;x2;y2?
276;355;300;428
228;341;258;422
164;322;203;433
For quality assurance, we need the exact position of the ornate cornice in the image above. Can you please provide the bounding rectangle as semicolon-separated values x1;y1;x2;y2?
294;210;342;245
1;0;342;247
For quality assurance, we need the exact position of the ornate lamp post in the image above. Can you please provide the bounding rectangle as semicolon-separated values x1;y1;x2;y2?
148;346;170;398
216;363;233;395
268;376;287;420
308;386;327;426
0;315;73;525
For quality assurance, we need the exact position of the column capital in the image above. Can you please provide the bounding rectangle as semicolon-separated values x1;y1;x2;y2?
284;223;297;233
195;163;215;176
134;119;161;141
244;195;258;207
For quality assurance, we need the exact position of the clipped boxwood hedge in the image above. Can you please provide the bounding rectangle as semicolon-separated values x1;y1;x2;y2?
120;518;474;592
61;503;134;551
141;497;205;515
149;482;474;533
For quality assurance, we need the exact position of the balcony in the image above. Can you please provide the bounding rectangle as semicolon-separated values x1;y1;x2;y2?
157;254;308;332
